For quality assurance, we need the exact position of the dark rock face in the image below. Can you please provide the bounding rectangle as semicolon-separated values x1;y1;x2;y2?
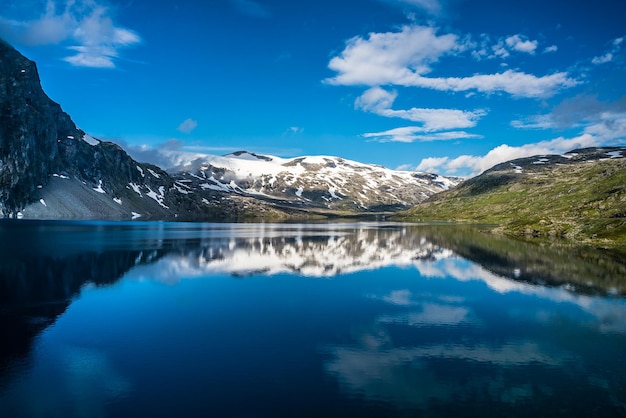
0;40;242;220
0;39;452;221
0;39;83;216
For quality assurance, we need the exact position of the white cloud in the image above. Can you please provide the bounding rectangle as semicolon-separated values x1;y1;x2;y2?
326;25;462;85
0;0;140;68
326;25;577;98
355;87;487;131
505;34;538;54
287;126;304;134
415;124;623;176
592;53;613;65
364;127;481;143
592;36;624;65
543;45;558;53
411;156;449;172
510;114;554;130
413;97;626;175
178;118;198;134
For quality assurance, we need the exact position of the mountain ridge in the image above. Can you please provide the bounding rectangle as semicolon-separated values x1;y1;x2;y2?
0;40;458;220
394;147;626;248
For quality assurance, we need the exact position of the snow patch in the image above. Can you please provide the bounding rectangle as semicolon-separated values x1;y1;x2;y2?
174;183;190;194
146;186;169;209
147;168;161;178
93;180;106;194
606;151;623;158
82;134;99;146
113;197;122;205
131;212;142;219
52;173;70;179
129;183;142;196
39;199;47;207
295;187;303;197
137;166;145;177
328;188;342;199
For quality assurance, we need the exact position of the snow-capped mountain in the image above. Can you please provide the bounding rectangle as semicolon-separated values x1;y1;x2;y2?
170;151;461;213
0;39;458;220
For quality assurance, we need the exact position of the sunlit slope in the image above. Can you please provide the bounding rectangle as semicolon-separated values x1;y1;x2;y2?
395;147;626;247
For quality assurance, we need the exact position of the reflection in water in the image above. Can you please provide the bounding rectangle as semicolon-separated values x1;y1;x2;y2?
0;220;625;417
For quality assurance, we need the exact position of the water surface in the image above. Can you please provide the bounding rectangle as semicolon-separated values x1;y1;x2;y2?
1;220;625;417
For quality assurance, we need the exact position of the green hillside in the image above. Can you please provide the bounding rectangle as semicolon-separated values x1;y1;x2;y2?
394;148;626;249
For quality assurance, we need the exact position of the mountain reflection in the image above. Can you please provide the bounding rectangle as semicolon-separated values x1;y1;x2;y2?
0;221;626;415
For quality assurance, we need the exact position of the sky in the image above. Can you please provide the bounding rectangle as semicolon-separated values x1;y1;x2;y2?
1;0;625;176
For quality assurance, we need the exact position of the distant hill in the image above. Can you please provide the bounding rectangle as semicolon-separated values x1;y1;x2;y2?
0;40;458;220
394;147;626;248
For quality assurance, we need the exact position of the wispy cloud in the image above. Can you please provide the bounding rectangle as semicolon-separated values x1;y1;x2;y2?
325;25;577;98
0;0;141;68
592;36;624;65
177;118;198;134
286;126;304;134
364;128;482;143
511;94;626;130
415;107;626;176
355;87;486;132
543;45;558;54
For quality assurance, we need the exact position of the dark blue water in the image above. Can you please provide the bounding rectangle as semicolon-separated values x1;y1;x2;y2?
1;220;625;417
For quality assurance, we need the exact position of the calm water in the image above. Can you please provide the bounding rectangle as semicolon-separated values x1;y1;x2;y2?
0;220;625;417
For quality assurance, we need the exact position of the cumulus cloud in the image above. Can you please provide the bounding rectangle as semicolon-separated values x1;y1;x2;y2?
355;87;487;132
420;95;626;176
472;33;544;60
0;0;140;68
121;139;188;169
505;34;537;54
177;118;198;133
326;25;577;98
326;25;462;85
416;110;626;176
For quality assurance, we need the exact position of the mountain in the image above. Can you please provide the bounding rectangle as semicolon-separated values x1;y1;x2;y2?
169;151;460;213
394;147;626;248
0;40;458;220
0;39;220;220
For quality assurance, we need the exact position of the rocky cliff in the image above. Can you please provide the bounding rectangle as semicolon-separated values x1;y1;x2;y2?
0;40;458;220
0;40;256;220
0;39;80;216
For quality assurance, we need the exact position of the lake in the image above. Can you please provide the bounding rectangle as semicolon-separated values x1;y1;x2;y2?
1;220;625;417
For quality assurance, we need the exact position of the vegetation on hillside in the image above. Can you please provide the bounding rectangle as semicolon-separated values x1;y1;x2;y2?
394;156;626;249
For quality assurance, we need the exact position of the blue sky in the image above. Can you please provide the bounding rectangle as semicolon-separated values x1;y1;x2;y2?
1;0;625;176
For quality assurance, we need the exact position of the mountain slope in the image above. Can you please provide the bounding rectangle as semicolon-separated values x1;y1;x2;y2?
0;40;294;220
170;151;460;213
0;40;459;220
394;147;626;247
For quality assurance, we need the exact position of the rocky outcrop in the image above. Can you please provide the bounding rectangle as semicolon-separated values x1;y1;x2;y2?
0;39;457;220
0;39;82;216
